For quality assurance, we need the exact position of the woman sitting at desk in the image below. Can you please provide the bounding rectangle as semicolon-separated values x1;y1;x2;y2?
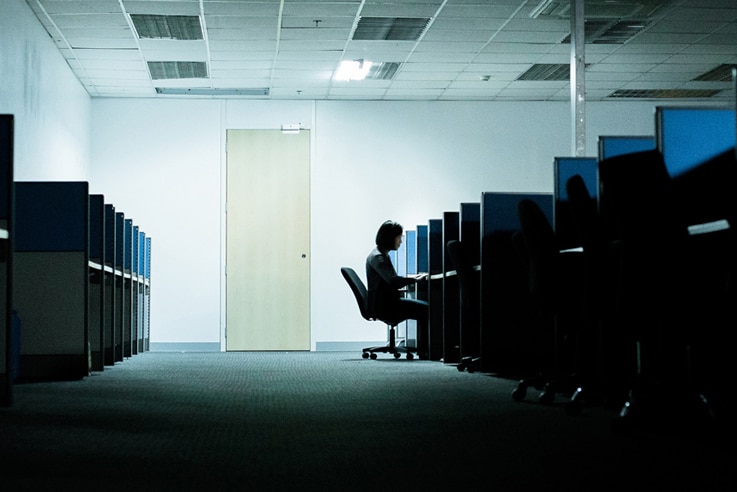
366;220;428;324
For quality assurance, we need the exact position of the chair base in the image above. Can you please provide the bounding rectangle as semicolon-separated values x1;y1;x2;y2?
362;326;418;360
456;356;481;373
362;338;417;360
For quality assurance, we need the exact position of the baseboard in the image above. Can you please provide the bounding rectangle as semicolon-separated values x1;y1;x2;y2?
149;342;221;352
315;341;385;351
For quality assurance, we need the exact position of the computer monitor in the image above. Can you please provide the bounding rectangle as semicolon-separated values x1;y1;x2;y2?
656;106;736;177
598;135;656;161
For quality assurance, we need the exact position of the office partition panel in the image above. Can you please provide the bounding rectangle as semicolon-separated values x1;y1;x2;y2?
553;157;597;250
427;218;443;361
656;106;736;177
88;194;105;371
123;219;133;358
598;135;656;161
0;115;13;405
458;202;481;362
144;236;151;352
15;181;90;380
480;192;553;376
114;212;125;362
414;224;429;358
103;204;116;365
442;211;460;364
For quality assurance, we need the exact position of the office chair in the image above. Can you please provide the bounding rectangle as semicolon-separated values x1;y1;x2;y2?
510;198;590;412
446;240;481;373
340;267;417;360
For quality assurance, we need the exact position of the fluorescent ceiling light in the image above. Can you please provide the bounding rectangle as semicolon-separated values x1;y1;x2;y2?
334;60;373;81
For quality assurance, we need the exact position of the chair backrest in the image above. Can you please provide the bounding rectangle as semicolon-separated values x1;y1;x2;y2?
516;198;559;310
341;267;370;321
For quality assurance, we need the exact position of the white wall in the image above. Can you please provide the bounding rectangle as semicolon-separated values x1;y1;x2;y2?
4;0;664;351
0;0;91;181
88;97;658;349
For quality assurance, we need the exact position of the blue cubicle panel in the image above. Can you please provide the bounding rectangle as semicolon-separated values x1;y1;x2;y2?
0;115;13;405
553;157;597;250
656;106;736;177
479;191;554;375
459;202;480;266
103;204;116;366
124;219;133;272
598;135;656;161
427;219;443;361
416;224;428;273
88;194;105;371
114;212;125;361
405;230;417;275
442;211;460;364
14;181;90;380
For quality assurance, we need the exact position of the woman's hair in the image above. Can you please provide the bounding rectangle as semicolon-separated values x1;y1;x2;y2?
375;220;403;251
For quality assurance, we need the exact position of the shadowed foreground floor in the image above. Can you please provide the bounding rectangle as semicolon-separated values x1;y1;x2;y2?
1;351;734;491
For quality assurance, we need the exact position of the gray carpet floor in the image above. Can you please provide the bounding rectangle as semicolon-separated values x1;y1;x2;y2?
1;351;734;491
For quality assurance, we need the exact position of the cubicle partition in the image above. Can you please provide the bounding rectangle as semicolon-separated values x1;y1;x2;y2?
458;202;480;362
0;115;13;405
123;218;134;358
144;235;151;351
103;203;116;365
553;157;597;250
88;194;105;371
427;218;443;361
442;211;460;364
597;135;655;161
115;212;126;362
479;192;554;376
415;224;429;358
14;181;90;380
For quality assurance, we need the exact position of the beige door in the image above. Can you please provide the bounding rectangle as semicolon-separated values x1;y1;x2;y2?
226;129;310;351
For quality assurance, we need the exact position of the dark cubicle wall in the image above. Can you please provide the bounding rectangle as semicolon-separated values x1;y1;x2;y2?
597;135;656;161
442;211;460;364
123;218;133;358
656;106;736;178
103;203;116;365
0;115;13;405
15;181;90;380
415;224;428;358
115;212;125;362
137;229;146;353
479;192;554;376
458;202;480;362
132;224;139;355
144;235;151;351
553;157;597;250
88;194;105;371
427;218;443;361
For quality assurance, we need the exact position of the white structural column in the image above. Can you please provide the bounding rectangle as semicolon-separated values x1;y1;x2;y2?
571;0;586;156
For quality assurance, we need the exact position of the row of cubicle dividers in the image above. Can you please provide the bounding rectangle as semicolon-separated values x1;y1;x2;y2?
392;105;735;376
1;114;151;407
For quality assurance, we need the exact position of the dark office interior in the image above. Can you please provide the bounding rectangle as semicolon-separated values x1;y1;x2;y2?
3;1;737;489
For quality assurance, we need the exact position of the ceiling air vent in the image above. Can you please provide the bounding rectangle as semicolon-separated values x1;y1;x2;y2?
518;63;571;81
131;14;203;40
608;89;721;98
562;19;651;44
368;62;401;80
693;64;736;82
148;61;208;80
352;17;430;41
530;0;668;19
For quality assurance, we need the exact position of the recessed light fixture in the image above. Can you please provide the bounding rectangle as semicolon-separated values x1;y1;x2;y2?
334;59;373;81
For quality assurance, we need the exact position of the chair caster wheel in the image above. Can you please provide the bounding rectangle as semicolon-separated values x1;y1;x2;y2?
467;365;476;373
362;352;369;359
512;385;526;402
393;352;401;359
539;390;555;405
370;353;377;360
406;353;414;360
